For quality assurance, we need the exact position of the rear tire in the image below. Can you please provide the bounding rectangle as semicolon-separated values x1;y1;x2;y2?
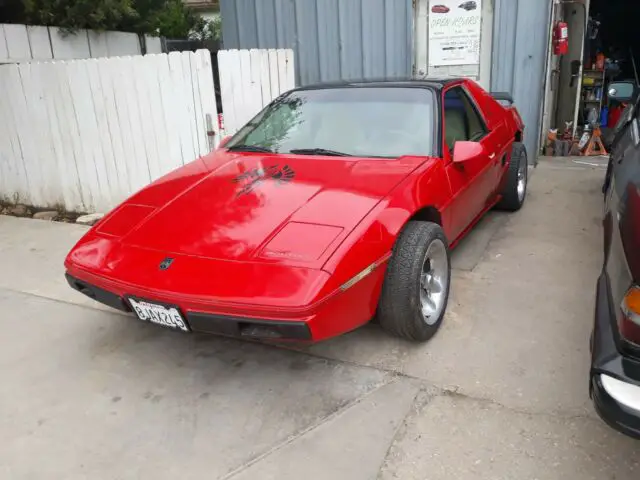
378;221;451;342
497;142;528;211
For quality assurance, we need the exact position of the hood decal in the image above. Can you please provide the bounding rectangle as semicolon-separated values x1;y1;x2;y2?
232;164;295;197
159;257;174;270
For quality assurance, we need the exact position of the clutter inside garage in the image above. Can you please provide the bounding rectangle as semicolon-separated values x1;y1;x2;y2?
544;0;640;157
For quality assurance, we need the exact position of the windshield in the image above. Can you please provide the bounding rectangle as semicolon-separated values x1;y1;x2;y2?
226;87;436;158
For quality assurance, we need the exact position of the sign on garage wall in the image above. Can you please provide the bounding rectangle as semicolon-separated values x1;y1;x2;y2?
428;0;482;67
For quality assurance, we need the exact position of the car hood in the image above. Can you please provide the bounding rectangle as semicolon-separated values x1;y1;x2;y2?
106;150;426;266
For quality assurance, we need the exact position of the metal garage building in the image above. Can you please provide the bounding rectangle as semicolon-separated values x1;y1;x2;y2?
220;0;553;157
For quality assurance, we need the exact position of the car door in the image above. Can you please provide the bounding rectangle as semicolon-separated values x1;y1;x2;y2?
605;107;640;323
463;81;512;195
443;86;495;240
605;101;637;195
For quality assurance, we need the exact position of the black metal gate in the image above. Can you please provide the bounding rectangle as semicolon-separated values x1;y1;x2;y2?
163;38;223;113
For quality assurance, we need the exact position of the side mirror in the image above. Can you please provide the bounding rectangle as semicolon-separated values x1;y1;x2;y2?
608;82;636;102
453;141;484;164
218;135;232;148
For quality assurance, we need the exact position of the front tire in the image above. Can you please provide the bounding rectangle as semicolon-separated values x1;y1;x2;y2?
378;221;451;342
497;142;528;211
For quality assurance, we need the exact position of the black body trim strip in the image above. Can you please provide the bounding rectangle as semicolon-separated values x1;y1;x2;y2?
187;312;312;340
66;273;131;312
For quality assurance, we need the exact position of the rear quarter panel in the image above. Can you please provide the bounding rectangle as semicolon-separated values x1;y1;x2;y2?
463;80;522;190
464;80;521;134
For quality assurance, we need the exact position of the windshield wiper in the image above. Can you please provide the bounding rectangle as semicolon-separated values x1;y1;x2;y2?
289;148;354;157
227;144;274;153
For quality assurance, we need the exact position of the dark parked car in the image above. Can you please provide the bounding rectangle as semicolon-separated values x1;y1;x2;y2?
459;1;477;11
592;81;640;439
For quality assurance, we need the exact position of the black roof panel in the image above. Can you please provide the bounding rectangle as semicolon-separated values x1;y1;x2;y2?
293;76;464;92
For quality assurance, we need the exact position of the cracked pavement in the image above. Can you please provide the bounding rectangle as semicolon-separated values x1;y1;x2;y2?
1;157;638;479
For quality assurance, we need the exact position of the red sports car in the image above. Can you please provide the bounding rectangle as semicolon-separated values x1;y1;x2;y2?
65;78;526;343
431;5;450;13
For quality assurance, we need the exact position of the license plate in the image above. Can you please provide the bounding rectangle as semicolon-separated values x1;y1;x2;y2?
128;298;189;332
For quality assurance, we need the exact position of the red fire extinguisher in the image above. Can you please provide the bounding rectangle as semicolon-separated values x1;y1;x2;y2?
553;21;569;56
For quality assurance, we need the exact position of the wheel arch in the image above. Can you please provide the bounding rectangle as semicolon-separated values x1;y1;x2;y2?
406;205;443;227
323;163;450;284
515;130;523;143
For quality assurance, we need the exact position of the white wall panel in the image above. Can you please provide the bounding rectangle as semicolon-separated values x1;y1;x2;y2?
218;48;296;135
0;23;153;62
26;26;53;60
0;50;218;213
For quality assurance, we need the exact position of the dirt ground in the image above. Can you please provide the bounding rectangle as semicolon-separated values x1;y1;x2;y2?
0;156;637;480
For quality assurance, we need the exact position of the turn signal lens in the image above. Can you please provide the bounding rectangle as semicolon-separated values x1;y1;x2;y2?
340;262;378;292
621;286;640;345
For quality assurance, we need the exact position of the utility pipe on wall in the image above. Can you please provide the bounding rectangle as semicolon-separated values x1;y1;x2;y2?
558;0;590;137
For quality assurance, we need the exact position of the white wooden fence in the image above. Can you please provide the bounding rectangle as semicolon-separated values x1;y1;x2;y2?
218;49;295;135
0;23;162;63
0;50;218;213
0;48;295;213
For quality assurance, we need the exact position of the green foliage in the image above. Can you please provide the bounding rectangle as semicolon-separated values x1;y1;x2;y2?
0;0;27;22
126;0;199;38
16;0;219;39
23;0;138;32
190;15;221;41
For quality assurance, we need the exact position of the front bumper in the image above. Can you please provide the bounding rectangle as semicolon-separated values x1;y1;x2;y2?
65;263;385;342
66;273;312;340
590;272;640;439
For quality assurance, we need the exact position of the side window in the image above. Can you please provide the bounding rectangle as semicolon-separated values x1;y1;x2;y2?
444;87;489;151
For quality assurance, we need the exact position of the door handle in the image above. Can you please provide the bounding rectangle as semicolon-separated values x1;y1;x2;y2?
489;153;496;159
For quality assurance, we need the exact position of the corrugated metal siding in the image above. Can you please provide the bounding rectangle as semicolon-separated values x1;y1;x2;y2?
220;0;413;85
491;0;552;159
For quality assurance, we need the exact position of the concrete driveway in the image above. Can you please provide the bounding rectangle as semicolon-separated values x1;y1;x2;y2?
0;157;637;480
